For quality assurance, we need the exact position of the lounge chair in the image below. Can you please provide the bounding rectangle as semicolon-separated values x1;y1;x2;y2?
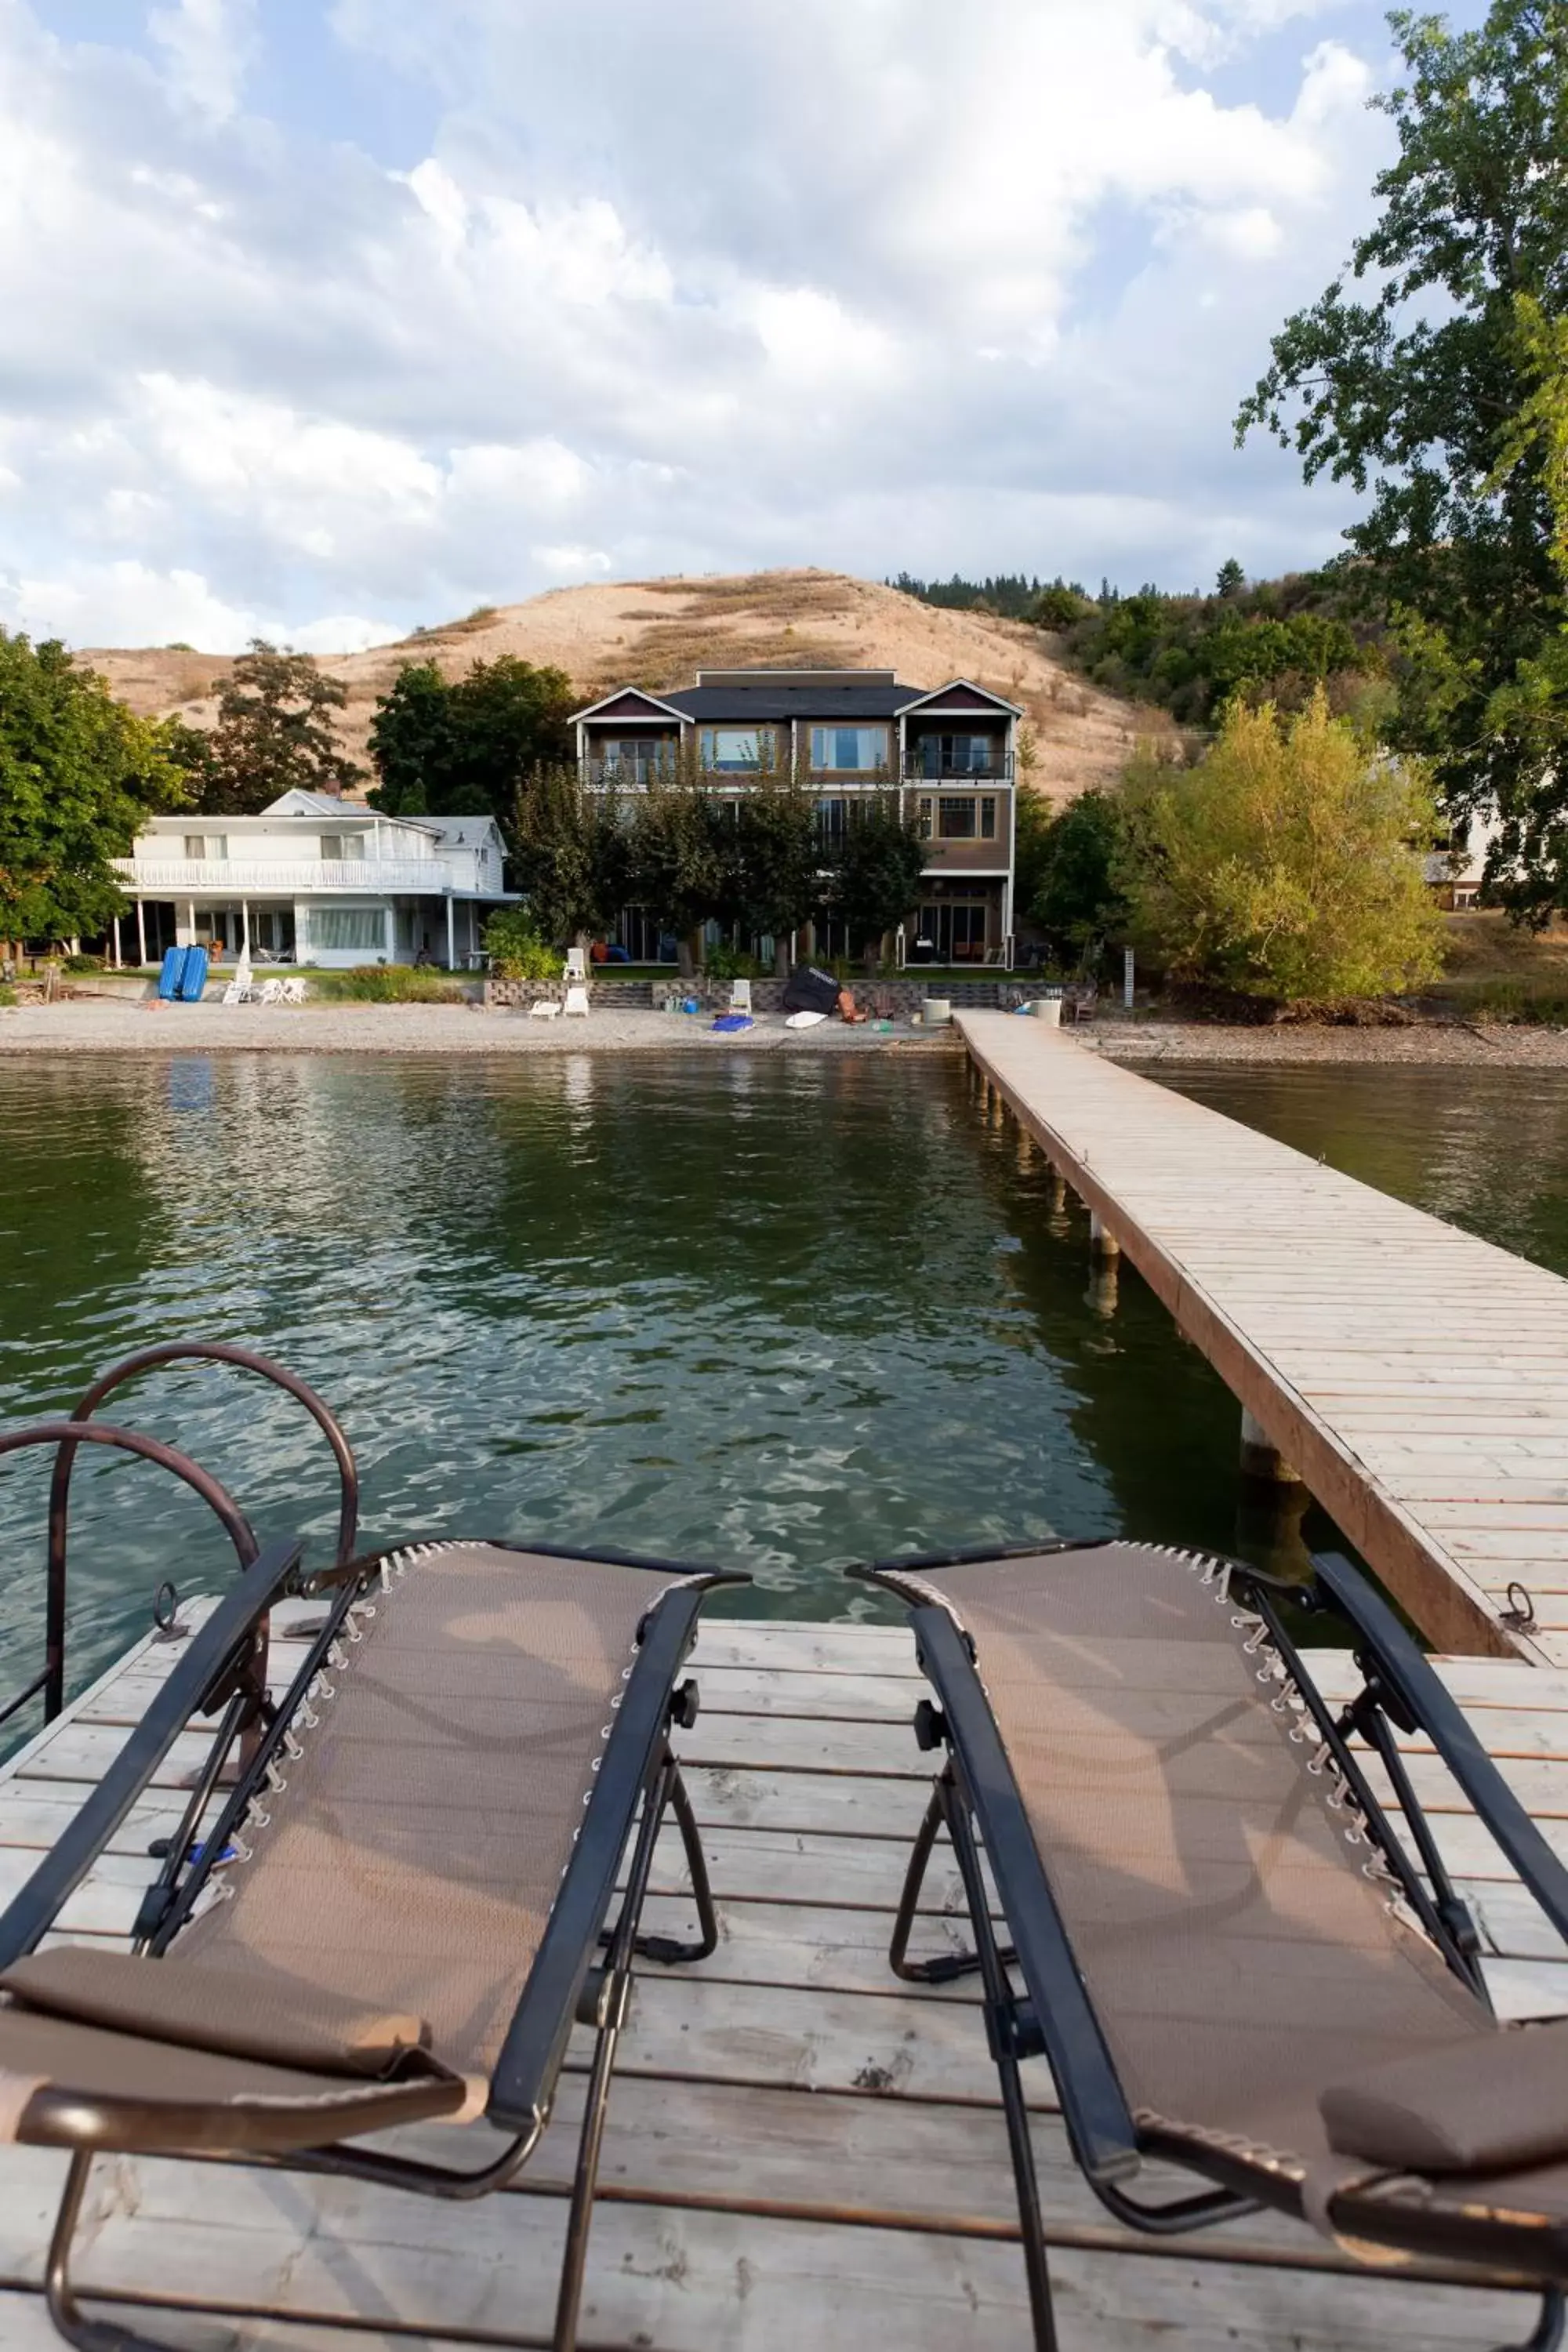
0;1508;745;2351
562;984;590;1017
729;977;752;1013
564;946;589;985
855;1539;1568;2351
530;996;562;1018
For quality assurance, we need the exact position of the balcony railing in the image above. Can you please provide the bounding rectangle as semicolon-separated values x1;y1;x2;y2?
114;856;479;895
903;756;1014;782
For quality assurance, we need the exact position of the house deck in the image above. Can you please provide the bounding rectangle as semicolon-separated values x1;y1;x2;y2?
2;1602;1567;2349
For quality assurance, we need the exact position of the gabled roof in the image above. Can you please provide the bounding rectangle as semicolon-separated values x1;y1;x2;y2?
895;678;1024;717
424;816;504;848
265;789;380;817
573;667;1023;727
568;687;688;725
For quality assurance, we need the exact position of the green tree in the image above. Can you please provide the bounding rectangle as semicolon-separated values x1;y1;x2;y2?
481;906;563;981
0;631;187;944
1236;1;1568;851
189;641;361;814
1215;558;1247;600
733;771;823;967
1117;691;1444;1000
1022;789;1130;965
824;793;927;969
628;768;733;975
368;656;575;838
511;762;633;944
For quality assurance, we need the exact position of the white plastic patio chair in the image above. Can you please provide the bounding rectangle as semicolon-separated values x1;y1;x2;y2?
729;978;752;1013
564;947;589;985
530;998;562;1020
562;985;590;1018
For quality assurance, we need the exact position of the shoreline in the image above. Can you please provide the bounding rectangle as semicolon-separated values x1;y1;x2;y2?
4;998;1568;1064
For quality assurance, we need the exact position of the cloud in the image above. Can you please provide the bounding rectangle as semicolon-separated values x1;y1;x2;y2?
148;0;259;120
0;0;1402;649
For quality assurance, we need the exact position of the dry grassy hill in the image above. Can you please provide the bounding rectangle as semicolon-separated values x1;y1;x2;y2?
82;569;1168;804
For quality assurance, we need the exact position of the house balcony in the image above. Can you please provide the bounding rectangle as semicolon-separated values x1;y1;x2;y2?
902;753;1014;781
113;856;481;896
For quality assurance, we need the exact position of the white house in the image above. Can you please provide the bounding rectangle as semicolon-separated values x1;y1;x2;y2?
112;791;516;969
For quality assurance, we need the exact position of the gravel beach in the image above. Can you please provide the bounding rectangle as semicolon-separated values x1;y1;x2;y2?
5;996;1568;1064
0;998;956;1055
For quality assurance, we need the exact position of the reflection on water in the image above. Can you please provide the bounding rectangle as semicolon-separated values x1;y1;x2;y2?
3;1051;1566;1712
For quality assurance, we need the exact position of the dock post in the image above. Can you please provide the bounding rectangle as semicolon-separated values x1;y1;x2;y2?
1089;1213;1119;1258
1048;1170;1068;1215
1240;1408;1303;1487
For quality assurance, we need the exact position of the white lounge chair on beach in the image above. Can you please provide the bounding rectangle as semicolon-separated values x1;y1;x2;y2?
729;978;752;1014
562;985;590;1018
530;997;562;1019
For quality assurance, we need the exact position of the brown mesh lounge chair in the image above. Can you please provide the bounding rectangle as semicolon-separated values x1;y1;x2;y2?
0;1526;746;2352
855;1538;1568;2352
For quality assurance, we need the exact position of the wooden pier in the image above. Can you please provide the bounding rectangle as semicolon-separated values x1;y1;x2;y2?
3;1600;1568;2349
959;1011;1568;1666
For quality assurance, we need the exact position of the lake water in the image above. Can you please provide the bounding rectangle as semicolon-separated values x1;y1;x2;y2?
3;1051;1567;1719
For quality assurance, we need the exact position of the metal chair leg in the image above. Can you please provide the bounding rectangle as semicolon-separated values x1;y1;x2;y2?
44;2151;177;2352
940;1778;1059;2352
554;1750;681;2350
889;1771;1017;1985
1497;2288;1566;2352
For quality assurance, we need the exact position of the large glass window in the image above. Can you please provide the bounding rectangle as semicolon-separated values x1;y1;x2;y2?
810;725;888;771
307;906;387;953
938;797;977;839
701;728;765;771
980;796;997;840
183;834;227;861
320;833;366;862
816;796;848;841
916;733;1001;778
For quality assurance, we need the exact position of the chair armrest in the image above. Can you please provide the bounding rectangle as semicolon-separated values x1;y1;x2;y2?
1312;1551;1568;1946
0;1534;304;1968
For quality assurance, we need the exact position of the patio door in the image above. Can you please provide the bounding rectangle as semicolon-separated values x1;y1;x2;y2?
918;901;989;962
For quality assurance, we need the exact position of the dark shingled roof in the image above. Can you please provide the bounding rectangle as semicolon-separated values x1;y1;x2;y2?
660;681;916;721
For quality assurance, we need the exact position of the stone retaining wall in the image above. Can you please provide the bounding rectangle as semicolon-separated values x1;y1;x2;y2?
484;975;1054;1014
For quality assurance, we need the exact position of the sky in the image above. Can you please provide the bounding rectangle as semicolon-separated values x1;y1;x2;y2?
0;0;1493;652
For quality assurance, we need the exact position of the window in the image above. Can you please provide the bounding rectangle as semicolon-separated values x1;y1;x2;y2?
307;906;387;953
701;728;764;771
980;796;997;840
183;834;227;861
320;833;366;862
916;797;933;840
810;725;888;772
599;737;670;779
938;797;976;839
816;796;848;841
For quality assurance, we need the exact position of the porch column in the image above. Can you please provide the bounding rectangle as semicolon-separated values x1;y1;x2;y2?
136;900;147;965
241;899;250;954
187;900;196;949
445;895;456;970
111;916;122;969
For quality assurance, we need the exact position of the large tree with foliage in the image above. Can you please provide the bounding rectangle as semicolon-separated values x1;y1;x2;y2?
0;631;188;945
732;772;823;967
1017;789;1130;967
511;763;634;943
368;656;575;839
626;771;734;973
186;641;361;814
1236;1;1568;897
1117;692;1444;1000
823;793;927;968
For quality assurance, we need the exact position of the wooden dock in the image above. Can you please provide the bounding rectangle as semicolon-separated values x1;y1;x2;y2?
959;1011;1568;1666
4;1602;1568;2349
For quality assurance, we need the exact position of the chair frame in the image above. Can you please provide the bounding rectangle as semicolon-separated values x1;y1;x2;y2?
1;1531;745;2352
855;1539;1568;2352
